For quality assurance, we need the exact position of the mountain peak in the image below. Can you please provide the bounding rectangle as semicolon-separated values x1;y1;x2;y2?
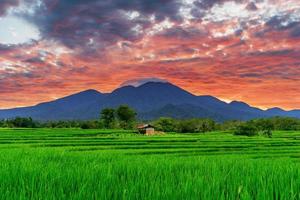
62;89;102;99
266;107;286;112
230;101;250;108
112;81;193;97
77;89;101;95
137;81;174;88
120;77;168;87
36;89;102;106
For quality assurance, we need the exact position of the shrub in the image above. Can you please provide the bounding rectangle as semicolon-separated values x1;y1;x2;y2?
262;129;272;138
177;119;198;133
154;117;177;132
176;119;217;133
233;122;258;136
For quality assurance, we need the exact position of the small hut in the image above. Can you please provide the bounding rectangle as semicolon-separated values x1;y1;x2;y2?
137;124;155;135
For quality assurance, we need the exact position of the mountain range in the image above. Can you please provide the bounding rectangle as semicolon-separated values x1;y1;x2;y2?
0;82;299;121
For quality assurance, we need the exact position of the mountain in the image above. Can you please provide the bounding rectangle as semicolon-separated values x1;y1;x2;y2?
265;107;286;116
140;104;228;121
228;101;266;117
0;89;105;120
0;82;299;121
265;107;300;118
101;82;195;111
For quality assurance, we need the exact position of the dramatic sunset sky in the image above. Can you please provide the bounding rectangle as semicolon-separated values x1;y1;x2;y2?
0;0;300;110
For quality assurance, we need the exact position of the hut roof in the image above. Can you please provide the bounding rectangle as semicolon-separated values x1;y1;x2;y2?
137;124;154;129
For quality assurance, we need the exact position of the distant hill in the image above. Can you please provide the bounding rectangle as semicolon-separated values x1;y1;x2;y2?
0;82;299;121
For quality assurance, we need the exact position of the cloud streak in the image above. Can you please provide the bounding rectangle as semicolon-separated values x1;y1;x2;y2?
0;0;300;109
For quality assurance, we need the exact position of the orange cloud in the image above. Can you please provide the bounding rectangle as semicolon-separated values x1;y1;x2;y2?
0;0;300;110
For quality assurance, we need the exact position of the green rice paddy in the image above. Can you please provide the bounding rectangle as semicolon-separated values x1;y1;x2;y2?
0;128;299;199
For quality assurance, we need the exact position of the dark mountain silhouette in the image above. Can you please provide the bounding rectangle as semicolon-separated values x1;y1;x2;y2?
265;107;286;115
265;107;300;118
104;82;195;110
0;89;105;120
139;104;228;121
0;82;299;121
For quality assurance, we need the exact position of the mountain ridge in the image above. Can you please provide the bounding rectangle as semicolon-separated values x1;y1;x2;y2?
0;81;299;121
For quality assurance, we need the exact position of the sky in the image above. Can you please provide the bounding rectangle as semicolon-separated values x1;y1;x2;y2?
0;0;300;110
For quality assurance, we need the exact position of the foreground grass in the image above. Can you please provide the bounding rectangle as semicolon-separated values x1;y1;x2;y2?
0;129;300;199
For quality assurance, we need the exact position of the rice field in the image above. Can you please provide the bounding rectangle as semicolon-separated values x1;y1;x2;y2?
0;128;300;199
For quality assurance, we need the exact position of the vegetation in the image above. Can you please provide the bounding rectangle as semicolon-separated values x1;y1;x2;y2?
0;128;299;199
153;117;177;132
100;108;116;129
0;105;137;130
116;105;137;129
233;122;258;136
0;117;37;128
153;116;300;136
99;105;137;129
1;108;300;198
1;115;300;137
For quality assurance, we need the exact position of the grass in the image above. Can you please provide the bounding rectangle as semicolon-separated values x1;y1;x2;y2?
0;128;300;199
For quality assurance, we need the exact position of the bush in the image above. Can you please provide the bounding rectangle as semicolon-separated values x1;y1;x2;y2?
154;117;177;132
233;122;258;136
4;117;39;128
220;120;242;131
177;119;198;133
262;129;272;138
177;119;218;133
273;117;300;130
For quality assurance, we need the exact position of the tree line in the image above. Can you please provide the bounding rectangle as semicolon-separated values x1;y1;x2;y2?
1;105;300;136
0;105;137;129
99;105;136;129
152;117;300;137
0;117;100;129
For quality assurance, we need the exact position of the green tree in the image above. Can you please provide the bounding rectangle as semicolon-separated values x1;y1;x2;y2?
220;120;242;131
116;105;136;129
80;120;99;129
252;119;274;138
176;119;217;133
9;117;37;128
177;119;198;133
233;122;258;136
0;120;6;127
154;117;177;132
100;108;116;129
196;119;216;133
273;117;299;130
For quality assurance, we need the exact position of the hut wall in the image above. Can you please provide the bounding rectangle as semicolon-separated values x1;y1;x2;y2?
145;128;155;135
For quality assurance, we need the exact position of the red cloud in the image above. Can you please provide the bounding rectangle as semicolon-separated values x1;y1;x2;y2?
0;0;300;110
